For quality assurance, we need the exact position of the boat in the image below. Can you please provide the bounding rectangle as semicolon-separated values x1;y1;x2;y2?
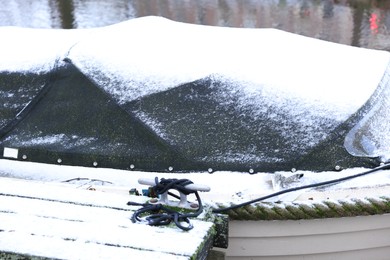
1;16;390;259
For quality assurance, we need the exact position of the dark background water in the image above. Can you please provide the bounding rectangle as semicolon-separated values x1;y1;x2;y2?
0;0;390;51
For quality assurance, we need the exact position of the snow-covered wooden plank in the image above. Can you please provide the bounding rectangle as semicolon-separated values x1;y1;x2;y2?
0;177;215;259
0;177;133;210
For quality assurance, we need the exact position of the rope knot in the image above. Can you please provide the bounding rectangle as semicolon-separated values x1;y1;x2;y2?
128;177;203;231
153;177;194;196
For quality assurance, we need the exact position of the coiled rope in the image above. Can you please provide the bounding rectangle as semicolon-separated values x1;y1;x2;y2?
128;178;203;231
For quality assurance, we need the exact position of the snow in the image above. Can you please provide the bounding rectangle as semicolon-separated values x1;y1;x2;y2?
344;65;390;162
1;16;388;108
1;16;390;199
0;233;187;260
1;159;390;259
1;160;390;258
0;27;83;72
65;17;390;160
69;16;389;109
0;175;213;259
1;159;390;205
4;134;97;150
2;16;390;163
2;16;390;259
0;16;390;196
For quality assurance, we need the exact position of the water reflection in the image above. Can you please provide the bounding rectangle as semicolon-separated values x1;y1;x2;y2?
0;0;390;50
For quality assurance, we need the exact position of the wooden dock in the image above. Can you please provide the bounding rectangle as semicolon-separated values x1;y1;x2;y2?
0;177;218;259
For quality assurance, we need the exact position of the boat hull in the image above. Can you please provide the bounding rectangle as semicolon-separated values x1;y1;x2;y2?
218;214;390;259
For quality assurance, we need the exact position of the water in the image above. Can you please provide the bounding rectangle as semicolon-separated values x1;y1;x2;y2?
0;0;390;51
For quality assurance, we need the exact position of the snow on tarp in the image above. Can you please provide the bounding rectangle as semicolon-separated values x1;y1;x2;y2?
345;66;390;162
1;16;390;173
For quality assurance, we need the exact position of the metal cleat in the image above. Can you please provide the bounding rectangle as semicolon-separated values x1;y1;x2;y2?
138;178;210;210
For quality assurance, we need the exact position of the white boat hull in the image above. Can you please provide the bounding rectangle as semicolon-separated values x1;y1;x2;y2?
218;214;390;259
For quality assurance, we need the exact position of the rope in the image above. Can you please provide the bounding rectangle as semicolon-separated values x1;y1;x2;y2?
153;178;195;196
215;196;390;220
213;163;390;214
127;166;390;223
128;178;203;231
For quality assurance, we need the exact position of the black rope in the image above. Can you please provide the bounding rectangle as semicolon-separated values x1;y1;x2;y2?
128;178;203;231
152;177;194;195
213;162;390;213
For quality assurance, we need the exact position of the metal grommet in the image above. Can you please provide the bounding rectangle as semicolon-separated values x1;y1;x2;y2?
57;158;62;164
291;168;297;173
93;161;98;167
208;168;213;173
334;165;341;171
130;164;135;170
168;166;174;172
249;168;255;174
22;155;27;160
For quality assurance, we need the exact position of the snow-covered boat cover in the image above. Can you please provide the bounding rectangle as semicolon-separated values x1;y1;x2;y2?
1;16;390;173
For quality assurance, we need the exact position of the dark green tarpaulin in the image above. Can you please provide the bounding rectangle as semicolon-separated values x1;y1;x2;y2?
0;59;385;173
